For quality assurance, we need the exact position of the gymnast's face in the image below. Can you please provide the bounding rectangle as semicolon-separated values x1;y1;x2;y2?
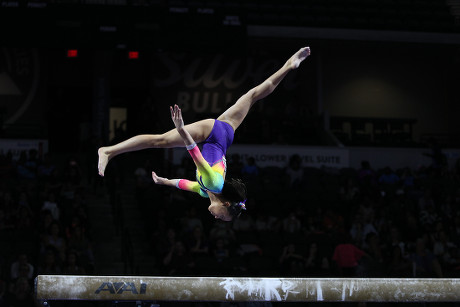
208;201;232;222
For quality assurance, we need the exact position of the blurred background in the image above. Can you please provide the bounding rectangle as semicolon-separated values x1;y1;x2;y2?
0;0;460;306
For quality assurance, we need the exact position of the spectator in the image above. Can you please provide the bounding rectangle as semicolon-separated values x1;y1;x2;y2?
16;151;36;180
285;154;304;189
282;212;301;235
37;248;62;275
60;182;77;203
41;192;60;221
423;137;446;169
40;221;66;262
155;227;178;259
233;213;255;233
357;160;376;188
339;177;360;202
254;213;279;233
305;242;330;276
67;224;94;267
304;215;320;236
181;207;203;235
332;235;367;277
349;219;364;247
364;232;384;264
279;244;307;276
10;254;34;281
1;192;15;224
37;153;56;180
241;157;259;183
212;238;230;263
387;245;411;277
15;205;35;231
418;189;435;211
0;150;15;180
400;167;416;191
419;204;440;231
432;230;458;269
322;209;345;235
63;251;86;275
0;208;13;230
186;226;209;257
16;192;31;214
5;277;34;307
65;215;87;241
387;226;407;257
379;167;400;196
25;149;39;173
379;166;399;186
410;237;443;278
37;210;54;237
163;241;195;276
62;157;82;186
209;221;236;246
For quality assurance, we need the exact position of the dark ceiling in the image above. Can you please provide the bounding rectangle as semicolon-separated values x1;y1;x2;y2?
1;0;459;48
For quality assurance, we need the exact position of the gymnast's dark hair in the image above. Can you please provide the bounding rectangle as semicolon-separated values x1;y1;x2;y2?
221;178;247;219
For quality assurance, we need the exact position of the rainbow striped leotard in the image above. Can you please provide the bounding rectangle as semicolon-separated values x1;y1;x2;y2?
176;120;234;197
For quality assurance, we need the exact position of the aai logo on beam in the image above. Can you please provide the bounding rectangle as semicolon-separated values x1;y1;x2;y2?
95;282;147;295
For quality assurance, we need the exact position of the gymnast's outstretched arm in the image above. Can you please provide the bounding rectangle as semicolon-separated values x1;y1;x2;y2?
171;104;218;184
151;105;219;197
151;171;208;197
149;105;205;193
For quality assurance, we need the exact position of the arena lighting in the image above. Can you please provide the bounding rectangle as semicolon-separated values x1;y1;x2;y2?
66;49;78;58
128;51;139;59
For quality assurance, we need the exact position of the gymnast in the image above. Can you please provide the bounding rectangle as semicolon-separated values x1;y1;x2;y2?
98;46;311;221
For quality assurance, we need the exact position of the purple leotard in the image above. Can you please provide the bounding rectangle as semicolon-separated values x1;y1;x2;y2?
202;119;234;165
176;119;234;197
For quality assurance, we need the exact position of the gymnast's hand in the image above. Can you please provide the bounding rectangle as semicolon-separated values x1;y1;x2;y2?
170;104;184;130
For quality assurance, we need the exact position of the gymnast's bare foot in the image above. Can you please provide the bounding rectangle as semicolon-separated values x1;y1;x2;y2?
290;47;310;69
97;147;110;176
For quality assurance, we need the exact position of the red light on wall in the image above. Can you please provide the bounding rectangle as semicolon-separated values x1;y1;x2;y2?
67;49;78;58
128;51;139;59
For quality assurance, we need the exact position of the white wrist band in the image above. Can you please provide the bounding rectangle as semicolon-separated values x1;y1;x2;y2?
186;143;197;150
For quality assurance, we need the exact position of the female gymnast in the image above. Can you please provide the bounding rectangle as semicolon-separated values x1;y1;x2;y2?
98;46;311;221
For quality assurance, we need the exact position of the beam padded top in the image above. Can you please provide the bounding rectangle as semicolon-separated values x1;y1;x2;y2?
35;275;460;302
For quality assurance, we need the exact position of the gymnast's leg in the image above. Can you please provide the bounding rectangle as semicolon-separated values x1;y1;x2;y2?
217;46;310;131
98;119;214;176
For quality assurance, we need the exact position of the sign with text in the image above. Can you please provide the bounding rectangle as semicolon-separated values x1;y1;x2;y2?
227;145;349;168
150;50;312;131
169;145;349;169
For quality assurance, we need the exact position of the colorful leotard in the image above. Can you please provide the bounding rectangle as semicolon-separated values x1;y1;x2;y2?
176;120;234;197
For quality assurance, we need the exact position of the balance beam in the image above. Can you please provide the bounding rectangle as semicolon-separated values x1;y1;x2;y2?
35;275;460;303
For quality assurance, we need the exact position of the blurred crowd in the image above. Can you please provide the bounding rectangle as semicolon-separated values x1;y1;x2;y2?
1;145;460;306
0;149;94;307
133;152;460;281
